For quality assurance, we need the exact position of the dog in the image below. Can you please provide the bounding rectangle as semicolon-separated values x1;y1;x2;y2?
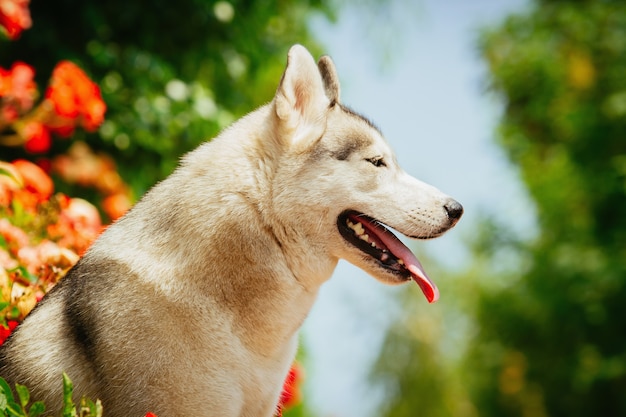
0;44;462;416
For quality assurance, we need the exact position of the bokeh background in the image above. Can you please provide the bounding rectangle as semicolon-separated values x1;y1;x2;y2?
2;0;625;416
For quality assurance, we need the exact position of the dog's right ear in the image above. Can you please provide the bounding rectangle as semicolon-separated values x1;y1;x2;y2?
274;44;330;150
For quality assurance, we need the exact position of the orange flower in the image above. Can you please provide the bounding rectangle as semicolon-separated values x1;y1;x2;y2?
102;193;132;221
51;141;133;220
11;159;53;203
63;198;102;232
17;240;79;276
7;62;36;109
44;61;106;136
82;96;106;131
0;218;29;251
47;197;102;255
0;0;31;40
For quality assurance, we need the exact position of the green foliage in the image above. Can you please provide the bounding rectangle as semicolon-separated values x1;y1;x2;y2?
372;1;626;416
60;373;102;417
0;376;45;417
372;308;450;417
370;258;481;417
1;0;335;196
468;2;626;416
61;373;74;417
0;374;101;417
283;403;309;417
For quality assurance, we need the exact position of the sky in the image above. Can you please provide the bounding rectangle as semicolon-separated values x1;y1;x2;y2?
302;1;532;416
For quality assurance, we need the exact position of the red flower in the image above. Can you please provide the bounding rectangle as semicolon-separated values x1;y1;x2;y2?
144;413;158;417
22;121;51;154
1;104;18;123
0;0;31;40
44;61;106;136
276;363;303;416
0;320;19;345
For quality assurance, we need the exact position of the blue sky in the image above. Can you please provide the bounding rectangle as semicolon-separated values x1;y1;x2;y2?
303;1;532;416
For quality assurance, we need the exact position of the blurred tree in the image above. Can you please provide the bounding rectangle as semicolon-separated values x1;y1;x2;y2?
372;1;626;416
371;254;482;417
0;0;334;196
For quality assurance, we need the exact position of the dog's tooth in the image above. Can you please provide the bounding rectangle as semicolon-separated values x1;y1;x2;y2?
347;220;366;236
359;234;369;242
398;259;404;265
381;252;389;262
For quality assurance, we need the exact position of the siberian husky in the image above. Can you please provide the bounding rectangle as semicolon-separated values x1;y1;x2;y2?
0;44;462;416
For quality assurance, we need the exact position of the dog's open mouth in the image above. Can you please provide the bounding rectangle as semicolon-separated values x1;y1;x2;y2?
337;210;439;303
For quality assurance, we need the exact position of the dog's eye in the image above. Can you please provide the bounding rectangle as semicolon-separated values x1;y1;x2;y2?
366;157;386;168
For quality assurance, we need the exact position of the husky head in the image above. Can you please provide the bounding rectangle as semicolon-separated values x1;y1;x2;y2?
266;45;462;303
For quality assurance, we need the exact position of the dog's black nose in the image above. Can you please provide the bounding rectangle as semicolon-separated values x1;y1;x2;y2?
444;199;464;220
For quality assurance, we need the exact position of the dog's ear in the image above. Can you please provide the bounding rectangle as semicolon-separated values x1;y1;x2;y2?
318;55;340;104
274;44;330;149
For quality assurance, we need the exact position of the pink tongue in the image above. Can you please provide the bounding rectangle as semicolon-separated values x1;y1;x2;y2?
357;216;440;303
381;233;439;303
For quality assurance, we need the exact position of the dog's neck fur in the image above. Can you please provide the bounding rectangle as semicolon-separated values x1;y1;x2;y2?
92;118;333;361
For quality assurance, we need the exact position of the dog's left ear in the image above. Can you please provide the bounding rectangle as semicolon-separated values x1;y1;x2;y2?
274;44;331;150
318;55;340;104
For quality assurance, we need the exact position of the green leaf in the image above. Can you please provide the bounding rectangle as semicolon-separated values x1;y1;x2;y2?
0;168;18;183
27;401;45;417
0;390;7;412
9;201;25;226
0;379;15;406
93;400;102;417
7;307;19;322
61;373;76;417
13;385;28;410
0;303;10;315
20;267;37;284
6;267;37;284
0;381;23;417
